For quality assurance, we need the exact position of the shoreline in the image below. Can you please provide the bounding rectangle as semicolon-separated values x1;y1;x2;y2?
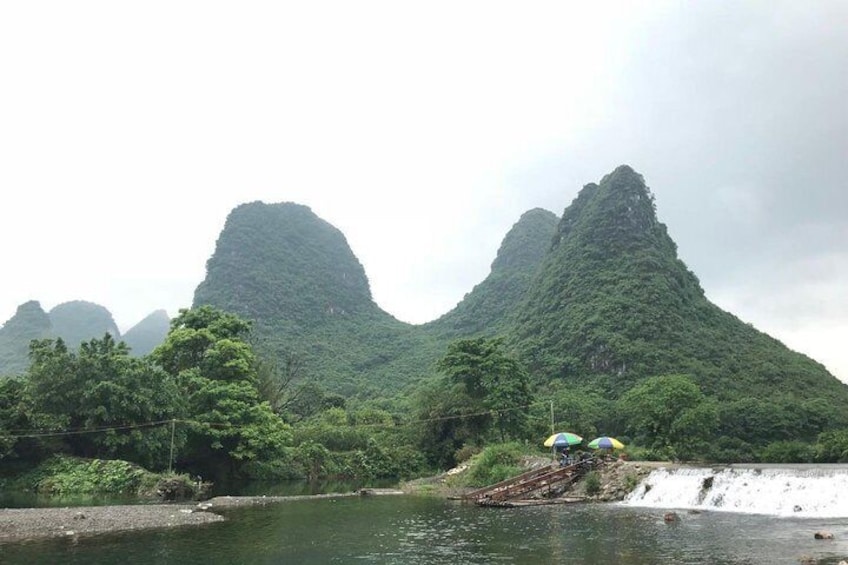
0;489;405;543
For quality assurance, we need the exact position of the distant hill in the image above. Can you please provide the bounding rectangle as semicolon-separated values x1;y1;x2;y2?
122;309;170;356
0;300;125;376
424;207;559;338
192;201;441;395
0;301;52;376
189;167;848;436
509;165;848;406
49;301;121;348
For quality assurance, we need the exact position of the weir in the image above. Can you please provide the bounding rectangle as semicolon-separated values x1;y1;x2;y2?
623;464;848;518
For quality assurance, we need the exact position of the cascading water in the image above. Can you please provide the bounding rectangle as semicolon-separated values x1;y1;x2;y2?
623;465;848;517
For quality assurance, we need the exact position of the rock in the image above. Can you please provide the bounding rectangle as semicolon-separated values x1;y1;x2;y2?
195;503;213;512
73;512;86;520
814;531;834;540
793;505;803;512
663;512;678;522
799;557;816;565
837;560;848;565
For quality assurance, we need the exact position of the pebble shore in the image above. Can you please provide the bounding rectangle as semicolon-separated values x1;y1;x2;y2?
0;489;405;543
0;504;223;542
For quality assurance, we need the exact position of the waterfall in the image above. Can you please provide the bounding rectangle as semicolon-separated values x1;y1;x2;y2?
623;465;848;517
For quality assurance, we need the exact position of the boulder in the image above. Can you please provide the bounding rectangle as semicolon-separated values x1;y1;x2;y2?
814;531;834;540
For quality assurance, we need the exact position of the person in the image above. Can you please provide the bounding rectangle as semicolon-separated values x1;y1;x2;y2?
559;447;571;466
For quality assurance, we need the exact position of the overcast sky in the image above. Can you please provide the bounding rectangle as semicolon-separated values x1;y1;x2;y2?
1;1;846;382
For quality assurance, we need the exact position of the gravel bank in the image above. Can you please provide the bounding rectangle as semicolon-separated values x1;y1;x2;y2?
0;489;405;543
0;504;223;543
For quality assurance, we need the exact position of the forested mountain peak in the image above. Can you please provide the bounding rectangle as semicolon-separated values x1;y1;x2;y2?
426;207;559;337
511;166;845;410
121;309;170;356
191;200;438;394
193;201;374;325
2;301;51;333
0;301;53;376
491;208;559;271
48;301;121;348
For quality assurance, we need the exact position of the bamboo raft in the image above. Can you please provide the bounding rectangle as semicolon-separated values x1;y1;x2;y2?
463;457;599;507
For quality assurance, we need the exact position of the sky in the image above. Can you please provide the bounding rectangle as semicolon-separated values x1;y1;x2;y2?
1;1;846;382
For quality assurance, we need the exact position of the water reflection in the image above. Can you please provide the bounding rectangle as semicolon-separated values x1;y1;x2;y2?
3;497;848;564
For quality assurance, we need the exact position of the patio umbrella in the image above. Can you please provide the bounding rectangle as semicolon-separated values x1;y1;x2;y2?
543;432;583;448
587;436;625;450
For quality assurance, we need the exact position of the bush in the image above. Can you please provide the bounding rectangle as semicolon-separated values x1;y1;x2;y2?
814;429;848;462
758;441;815;463
454;444;481;464
10;455;184;497
623;473;639;492
463;442;525;487
583;470;601;496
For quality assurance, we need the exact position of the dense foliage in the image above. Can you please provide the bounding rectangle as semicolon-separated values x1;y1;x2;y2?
191;201;445;394
3;165;848;488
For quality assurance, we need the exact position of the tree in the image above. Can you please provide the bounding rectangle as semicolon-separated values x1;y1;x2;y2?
24;335;184;469
428;337;533;453
152;307;292;479
616;374;715;459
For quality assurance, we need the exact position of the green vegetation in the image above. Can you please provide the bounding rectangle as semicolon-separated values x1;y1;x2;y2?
583;471;601;496
11;455;160;496
450;442;528;488
425;208;558;338
48;301;121;350
0;301;52;376
3;165;848;496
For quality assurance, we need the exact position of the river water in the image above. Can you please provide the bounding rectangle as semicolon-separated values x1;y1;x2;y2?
3;495;848;564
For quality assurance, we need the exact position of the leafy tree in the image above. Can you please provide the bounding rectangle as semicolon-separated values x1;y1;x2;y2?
616;374;715;458
0;377;29;460
24;335;183;469
814;429;848;462
413;378;485;469
437;337;532;442
151;307;292;479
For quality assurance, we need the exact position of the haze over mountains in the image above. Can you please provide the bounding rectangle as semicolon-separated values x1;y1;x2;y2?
2;166;846;414
0;301;169;373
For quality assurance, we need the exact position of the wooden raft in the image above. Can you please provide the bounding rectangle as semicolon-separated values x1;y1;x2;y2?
464;458;598;507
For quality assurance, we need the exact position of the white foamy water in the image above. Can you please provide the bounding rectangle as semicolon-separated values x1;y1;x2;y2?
623;465;848;517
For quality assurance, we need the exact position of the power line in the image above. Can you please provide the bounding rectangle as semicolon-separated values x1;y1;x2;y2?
0;399;555;439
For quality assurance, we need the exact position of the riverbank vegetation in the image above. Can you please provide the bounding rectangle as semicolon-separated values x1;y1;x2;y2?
2;305;848;500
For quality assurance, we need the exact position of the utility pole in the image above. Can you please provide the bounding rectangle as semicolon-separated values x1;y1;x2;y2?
168;419;176;474
550;400;555;435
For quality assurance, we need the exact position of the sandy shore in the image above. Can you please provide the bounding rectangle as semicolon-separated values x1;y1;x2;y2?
0;489;405;543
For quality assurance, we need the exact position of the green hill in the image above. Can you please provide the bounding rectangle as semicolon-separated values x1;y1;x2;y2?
191;174;848;428
48;301;121;348
121;309;170;356
0;301;53;376
424;208;559;339
509;165;848;411
192;201;441;395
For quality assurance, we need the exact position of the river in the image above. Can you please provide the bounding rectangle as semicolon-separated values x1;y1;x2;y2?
3;494;848;564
